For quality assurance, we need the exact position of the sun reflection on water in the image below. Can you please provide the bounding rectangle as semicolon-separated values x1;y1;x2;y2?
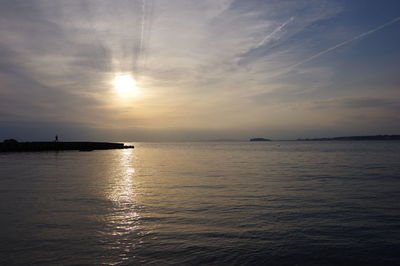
104;148;143;263
108;149;136;205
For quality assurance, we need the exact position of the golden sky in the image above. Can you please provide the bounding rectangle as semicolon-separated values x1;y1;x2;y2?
0;0;399;141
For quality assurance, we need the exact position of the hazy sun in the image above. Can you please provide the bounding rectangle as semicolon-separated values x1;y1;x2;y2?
113;75;138;98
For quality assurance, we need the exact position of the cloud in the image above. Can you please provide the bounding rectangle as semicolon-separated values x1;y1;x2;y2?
0;0;399;140
283;16;400;72
235;0;342;66
312;97;400;110
254;17;295;49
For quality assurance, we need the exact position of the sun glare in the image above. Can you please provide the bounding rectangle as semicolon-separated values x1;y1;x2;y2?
113;75;138;98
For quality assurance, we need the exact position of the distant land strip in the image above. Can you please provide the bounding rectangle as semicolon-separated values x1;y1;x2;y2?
250;138;271;141
295;135;400;141
0;140;134;152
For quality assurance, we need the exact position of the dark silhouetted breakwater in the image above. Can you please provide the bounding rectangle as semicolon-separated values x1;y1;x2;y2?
0;140;133;152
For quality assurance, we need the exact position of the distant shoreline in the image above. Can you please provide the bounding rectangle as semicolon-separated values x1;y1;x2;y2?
248;135;400;142
294;135;400;141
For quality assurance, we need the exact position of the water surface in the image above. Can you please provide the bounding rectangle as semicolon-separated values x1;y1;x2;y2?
1;141;399;265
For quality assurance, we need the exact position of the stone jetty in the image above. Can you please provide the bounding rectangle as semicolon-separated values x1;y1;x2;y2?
0;139;134;152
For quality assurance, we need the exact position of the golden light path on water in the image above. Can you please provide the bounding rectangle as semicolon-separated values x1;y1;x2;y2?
105;148;143;264
109;149;136;205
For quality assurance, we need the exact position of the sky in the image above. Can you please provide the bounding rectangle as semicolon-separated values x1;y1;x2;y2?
0;0;399;141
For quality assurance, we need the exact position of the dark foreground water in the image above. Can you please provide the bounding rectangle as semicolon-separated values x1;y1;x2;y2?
0;141;399;265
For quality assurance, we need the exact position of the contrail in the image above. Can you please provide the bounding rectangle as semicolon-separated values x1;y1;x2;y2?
133;0;147;78
139;0;146;59
256;17;294;49
80;1;109;72
285;16;400;71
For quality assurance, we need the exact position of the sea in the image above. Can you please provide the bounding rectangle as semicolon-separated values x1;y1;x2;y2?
0;141;399;265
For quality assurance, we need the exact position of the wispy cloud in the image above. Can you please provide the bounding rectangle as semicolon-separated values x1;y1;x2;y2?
312;97;400;110
254;17;295;49
0;0;399;140
284;16;400;71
